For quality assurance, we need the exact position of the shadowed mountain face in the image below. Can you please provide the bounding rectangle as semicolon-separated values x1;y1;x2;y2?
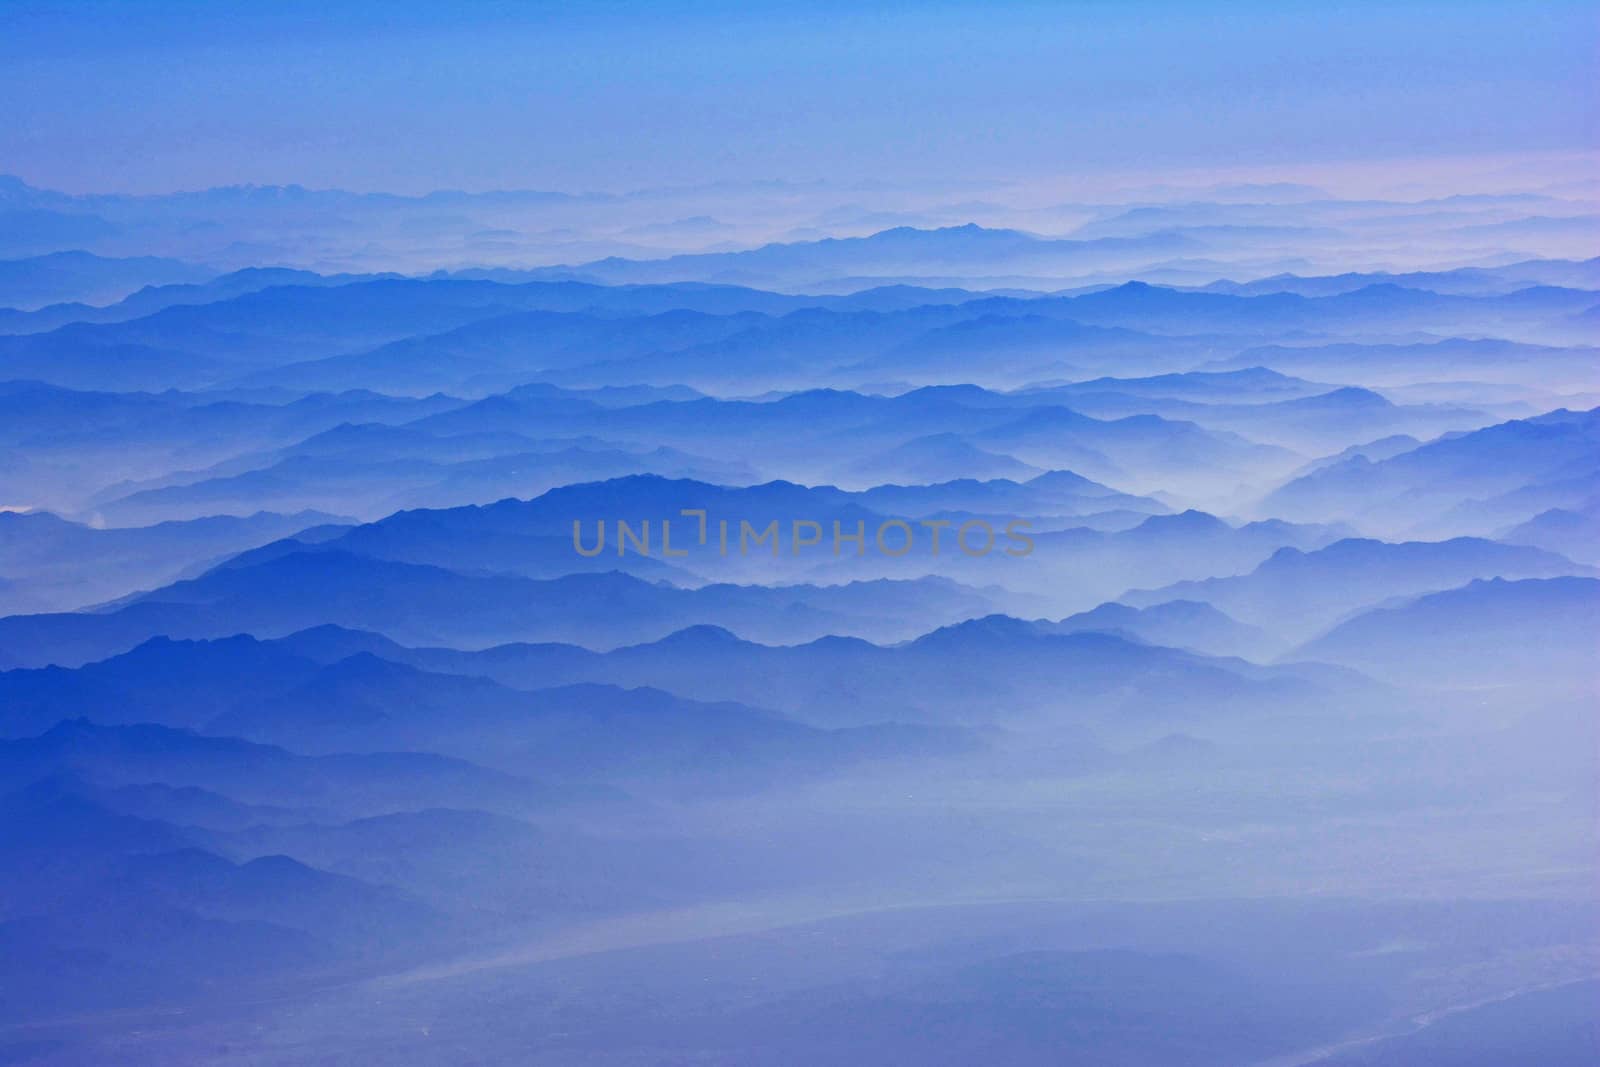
2;117;1598;1065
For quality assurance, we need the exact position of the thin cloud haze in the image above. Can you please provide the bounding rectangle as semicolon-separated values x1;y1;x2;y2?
0;3;1595;1065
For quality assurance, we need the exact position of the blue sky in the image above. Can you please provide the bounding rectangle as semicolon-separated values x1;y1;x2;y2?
2;0;1594;194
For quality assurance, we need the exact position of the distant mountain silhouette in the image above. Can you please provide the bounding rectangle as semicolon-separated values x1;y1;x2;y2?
0;718;548;815
1122;536;1590;644
1498;503;1600;565
1221;338;1598;389
0;548;997;667
533;224;1202;289
0;507;339;613
0;250;213;309
1262;407;1600;532
1043;600;1271;659
246;614;1382;739
1292;576;1599;689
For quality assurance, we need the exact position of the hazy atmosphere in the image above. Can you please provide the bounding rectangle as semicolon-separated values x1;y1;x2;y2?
0;2;1595;1065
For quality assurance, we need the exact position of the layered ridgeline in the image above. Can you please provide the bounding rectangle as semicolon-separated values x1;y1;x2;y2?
0;191;1596;1065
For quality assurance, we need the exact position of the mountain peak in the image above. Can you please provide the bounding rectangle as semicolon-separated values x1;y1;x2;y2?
1132;510;1231;536
649;624;747;648
912;614;1042;647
